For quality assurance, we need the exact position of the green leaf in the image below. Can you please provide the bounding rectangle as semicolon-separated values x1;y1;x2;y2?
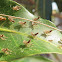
11;56;54;62
0;0;62;61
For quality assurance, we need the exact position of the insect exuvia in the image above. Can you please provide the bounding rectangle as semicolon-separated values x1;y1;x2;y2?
23;40;27;45
8;16;15;23
31;32;38;36
23;40;31;47
48;40;53;42
33;16;40;21
0;16;6;21
1;48;12;55
44;30;52;34
19;21;26;25
32;16;40;25
41;30;52;37
0;34;7;40
12;6;21;11
23;40;31;45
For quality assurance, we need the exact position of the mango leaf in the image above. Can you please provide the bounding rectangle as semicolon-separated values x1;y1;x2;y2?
11;56;54;62
0;0;62;61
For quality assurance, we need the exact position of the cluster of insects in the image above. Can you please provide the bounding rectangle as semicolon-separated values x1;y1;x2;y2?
0;34;7;40
42;30;62;49
41;30;54;43
0;6;21;23
1;48;12;55
0;16;15;23
0;5;62;54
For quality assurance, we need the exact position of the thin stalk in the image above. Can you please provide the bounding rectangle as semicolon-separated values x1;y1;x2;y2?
0;14;62;32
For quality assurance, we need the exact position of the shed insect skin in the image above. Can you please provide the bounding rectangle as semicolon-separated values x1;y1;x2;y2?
0;16;6;21
0;34;7;40
31;32;38;36
23;40;31;47
23;40;31;45
12;6;21;11
1;48;12;55
0;35;3;37
48;40;53;42
19;21;26;25
8;16;15;23
33;16;40;21
23;40;27;45
44;30;52;34
32;16;40;25
41;30;52;37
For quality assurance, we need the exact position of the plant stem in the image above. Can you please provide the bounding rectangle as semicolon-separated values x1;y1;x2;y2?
0;14;62;32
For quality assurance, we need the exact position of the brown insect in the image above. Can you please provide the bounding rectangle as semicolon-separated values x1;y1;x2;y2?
48;40;53;42
44;30;52;34
0;34;7;40
32;16;40;25
1;48;12;55
8;16;15;23
0;16;6;21
41;30;52;37
23;40;27;45
23;40;31;45
31;32;38;36
19;21;26;25
33;16;40;21
23;40;31;47
12;6;21;11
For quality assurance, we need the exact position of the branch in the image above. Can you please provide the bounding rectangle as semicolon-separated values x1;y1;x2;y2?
0;14;62;32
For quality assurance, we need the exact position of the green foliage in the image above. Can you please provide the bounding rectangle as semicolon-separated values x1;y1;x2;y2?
0;0;62;62
11;56;54;62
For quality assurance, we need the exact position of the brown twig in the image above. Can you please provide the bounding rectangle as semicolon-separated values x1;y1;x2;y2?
0;14;62;32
